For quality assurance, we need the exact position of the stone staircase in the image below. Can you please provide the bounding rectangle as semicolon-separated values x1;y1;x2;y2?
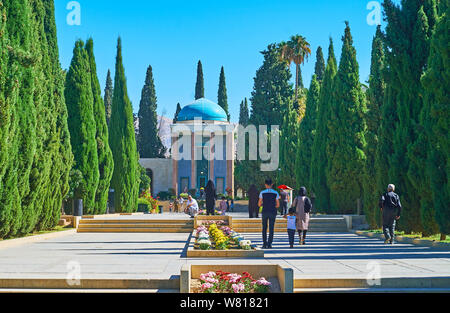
232;217;348;233
77;219;194;233
76;215;348;233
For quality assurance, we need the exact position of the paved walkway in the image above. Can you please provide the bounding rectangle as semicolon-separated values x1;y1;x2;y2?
1;232;449;281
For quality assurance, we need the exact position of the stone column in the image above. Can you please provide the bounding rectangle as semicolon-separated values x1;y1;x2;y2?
226;128;235;198
191;131;196;190
171;133;179;196
209;132;215;183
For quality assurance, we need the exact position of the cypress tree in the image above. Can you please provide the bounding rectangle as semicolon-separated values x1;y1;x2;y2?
0;0;9;188
408;4;440;236
238;98;250;127
237;44;293;189
109;37;140;212
65;40;99;214
173;102;181;123
104;69;113;125
382;0;437;232
296;75;320;189
420;0;449;237
86;38;114;214
137;65;166;158
310;38;336;212
314;46;326;83
297;65;304;89
39;0;73;229
327;22;368;213
195;60;205;100
250;43;293;128
0;0;73;237
0;0;36;236
279;99;299;188
363;25;385;228
218;66;230;121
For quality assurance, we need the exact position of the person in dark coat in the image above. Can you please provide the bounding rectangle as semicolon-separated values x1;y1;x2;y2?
205;180;216;216
248;184;260;218
379;184;402;244
292;187;312;245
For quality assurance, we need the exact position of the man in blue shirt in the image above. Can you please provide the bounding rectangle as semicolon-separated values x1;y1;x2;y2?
258;179;280;249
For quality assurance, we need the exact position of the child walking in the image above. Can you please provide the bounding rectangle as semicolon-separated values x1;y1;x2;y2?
284;207;297;249
219;197;228;215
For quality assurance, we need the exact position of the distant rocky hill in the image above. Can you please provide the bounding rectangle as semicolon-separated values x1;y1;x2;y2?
134;115;172;158
157;115;172;157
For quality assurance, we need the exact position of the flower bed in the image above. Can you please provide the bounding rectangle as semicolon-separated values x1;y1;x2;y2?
194;271;271;293
180;264;293;293
193;215;231;228
195;223;252;251
198;209;224;216
187;222;264;258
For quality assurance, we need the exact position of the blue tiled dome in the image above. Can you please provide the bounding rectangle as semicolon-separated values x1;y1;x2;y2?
177;98;228;122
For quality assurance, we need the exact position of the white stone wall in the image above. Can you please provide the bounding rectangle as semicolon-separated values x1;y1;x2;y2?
139;158;173;196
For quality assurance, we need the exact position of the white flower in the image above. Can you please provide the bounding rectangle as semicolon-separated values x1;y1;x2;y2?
239;240;252;249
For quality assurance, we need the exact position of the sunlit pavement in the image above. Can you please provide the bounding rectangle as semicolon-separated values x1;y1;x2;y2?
0;232;449;280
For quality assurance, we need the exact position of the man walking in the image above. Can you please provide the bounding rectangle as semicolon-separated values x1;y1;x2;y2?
258;179;280;249
379;184;402;244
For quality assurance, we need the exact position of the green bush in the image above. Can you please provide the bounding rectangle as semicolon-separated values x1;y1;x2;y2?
157;191;172;201
138;198;151;206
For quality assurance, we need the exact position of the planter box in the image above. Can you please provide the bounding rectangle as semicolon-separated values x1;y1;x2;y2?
194;215;233;228
187;230;264;258
180;264;293;293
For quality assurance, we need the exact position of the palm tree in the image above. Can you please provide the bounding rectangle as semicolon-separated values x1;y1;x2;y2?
279;35;311;101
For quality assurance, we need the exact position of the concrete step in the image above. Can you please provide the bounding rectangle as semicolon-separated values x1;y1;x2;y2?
294;277;450;289
78;223;193;229
232;217;348;233
58;219;71;227
78;218;194;233
0;288;179;293
80;219;193;224
77;228;192;233
0;278;180;290
294;288;450;293
234;217;346;223
233;229;348;233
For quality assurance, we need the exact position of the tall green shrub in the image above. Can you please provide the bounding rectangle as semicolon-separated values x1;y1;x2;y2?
65;40;99;214
137;65;166;158
310;38;336;212
314;47;325;83
296;75;320;189
195;60;205;100
86;38;114;214
104;69;113;126
109;38;140;212
421;0;449;236
218;66;230;121
363;26;385;228
382;0;437;232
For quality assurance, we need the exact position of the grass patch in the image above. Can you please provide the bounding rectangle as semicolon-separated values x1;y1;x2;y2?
364;229;450;243
0;225;73;241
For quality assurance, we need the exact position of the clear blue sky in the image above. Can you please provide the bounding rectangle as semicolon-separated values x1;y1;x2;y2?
55;0;387;122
